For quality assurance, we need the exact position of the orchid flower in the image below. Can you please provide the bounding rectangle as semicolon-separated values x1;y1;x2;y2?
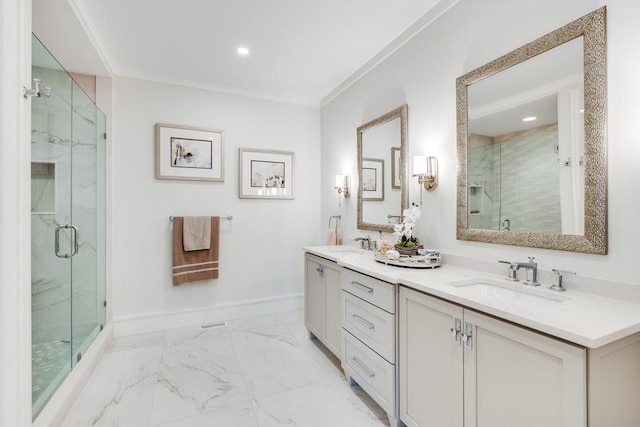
393;204;421;242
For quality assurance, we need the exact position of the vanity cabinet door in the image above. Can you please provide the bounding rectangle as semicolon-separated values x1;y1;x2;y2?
304;254;342;359
323;261;342;357
463;310;586;427
305;256;324;340
399;287;464;427
399;286;587;427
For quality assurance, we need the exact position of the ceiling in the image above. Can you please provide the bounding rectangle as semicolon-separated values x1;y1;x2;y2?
33;0;454;107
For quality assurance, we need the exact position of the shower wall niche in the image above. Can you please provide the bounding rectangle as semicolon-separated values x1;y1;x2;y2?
31;34;106;419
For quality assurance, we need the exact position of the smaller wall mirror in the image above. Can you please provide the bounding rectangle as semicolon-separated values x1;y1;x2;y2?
456;7;607;254
357;104;408;232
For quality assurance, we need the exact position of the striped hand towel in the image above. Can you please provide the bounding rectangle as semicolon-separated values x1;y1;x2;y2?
172;216;219;286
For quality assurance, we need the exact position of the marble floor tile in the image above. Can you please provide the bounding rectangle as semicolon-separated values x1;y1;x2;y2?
147;326;251;425
230;317;337;400
252;377;389;427
86;345;163;388
107;331;167;354
149;401;258;427
60;373;158;427
59;310;389;427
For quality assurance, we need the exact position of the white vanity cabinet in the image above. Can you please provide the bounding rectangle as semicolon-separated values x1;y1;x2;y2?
304;253;342;358
341;268;398;424
399;286;587;427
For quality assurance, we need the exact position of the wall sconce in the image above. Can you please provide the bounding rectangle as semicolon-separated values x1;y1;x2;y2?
413;155;438;191
334;175;351;198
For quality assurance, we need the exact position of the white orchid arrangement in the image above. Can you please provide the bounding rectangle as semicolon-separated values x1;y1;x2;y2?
393;203;422;247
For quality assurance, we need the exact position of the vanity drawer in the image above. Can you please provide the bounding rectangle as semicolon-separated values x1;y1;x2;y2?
343;291;395;363
343;330;395;415
342;268;395;313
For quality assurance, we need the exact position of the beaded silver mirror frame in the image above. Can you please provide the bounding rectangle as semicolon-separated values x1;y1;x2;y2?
456;7;607;254
357;104;409;233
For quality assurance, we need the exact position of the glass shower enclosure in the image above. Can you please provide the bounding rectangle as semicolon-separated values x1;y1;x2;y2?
30;34;106;418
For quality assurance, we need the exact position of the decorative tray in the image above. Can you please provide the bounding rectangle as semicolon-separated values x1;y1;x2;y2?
374;250;442;269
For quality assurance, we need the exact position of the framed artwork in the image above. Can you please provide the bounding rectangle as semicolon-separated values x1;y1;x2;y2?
238;148;294;199
155;123;224;181
391;147;401;189
362;158;384;201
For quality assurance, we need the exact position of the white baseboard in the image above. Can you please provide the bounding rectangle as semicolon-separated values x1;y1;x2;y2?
113;293;304;337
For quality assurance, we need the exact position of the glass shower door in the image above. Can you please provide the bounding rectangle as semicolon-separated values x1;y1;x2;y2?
31;35;74;416
70;80;106;367
30;34;107;418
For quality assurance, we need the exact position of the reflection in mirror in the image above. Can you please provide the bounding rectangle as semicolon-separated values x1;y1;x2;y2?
357;105;408;232
456;7;607;254
467;37;584;235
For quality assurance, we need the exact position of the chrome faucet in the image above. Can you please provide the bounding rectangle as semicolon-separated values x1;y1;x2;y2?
550;269;576;292
498;260;520;281
519;256;540;286
498;256;539;285
354;236;373;250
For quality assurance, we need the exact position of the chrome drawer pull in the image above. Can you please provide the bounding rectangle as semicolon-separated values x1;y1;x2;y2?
352;356;375;378
450;318;462;344
351;314;375;330
350;281;374;294
462;322;473;350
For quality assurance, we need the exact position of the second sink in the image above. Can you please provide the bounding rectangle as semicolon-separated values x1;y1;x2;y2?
448;279;569;303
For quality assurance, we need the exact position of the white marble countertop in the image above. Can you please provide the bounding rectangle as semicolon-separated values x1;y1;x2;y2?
304;245;640;349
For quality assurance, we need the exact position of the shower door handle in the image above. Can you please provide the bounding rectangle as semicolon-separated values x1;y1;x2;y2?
69;225;79;257
55;224;79;258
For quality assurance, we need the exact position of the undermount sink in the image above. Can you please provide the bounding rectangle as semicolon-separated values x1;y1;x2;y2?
448;279;569;303
327;247;365;255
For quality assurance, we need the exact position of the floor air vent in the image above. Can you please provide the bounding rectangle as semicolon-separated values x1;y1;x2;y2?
199;322;227;330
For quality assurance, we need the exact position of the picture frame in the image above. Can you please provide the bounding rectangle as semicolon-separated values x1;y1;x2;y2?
391;147;401;189
362;158;384;201
238;148;295;199
155;123;224;181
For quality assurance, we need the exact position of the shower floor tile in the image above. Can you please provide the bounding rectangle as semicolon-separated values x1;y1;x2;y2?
32;339;71;403
59;310;390;427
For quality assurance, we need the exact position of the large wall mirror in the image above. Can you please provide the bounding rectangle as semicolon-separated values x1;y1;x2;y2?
357;104;408;232
456;7;607;254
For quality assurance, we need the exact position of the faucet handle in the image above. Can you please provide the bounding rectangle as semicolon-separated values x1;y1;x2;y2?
498;260;519;282
550;269;576;292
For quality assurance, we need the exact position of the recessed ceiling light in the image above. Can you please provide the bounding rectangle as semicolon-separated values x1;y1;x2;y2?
237;47;249;56
522;116;537;122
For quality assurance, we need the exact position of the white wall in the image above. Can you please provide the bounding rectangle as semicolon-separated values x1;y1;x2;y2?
111;77;320;324
0;1;32;426
321;0;640;285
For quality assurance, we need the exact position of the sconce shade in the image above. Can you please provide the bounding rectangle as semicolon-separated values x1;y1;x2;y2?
413;155;438;191
413;155;428;176
334;174;350;198
426;156;438;179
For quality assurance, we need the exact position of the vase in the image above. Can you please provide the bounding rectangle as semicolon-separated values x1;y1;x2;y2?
394;244;423;256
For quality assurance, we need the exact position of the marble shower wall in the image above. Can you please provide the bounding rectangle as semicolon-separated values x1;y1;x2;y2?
32;65;73;345
467;134;499;230
498;125;561;233
468;125;561;233
31;65;105;347
70;79;104;346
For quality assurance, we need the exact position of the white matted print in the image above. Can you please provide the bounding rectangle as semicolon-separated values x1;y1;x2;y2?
239;148;294;199
155;123;224;181
362;158;384;201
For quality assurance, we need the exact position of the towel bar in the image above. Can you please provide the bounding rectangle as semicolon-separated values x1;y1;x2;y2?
169;215;233;221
